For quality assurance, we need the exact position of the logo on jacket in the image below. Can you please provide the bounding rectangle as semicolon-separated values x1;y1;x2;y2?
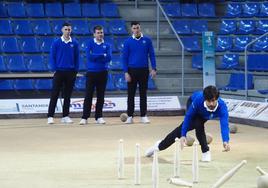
142;40;146;44
70;44;74;48
103;45;106;49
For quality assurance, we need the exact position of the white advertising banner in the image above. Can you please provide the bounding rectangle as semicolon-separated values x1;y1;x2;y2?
223;98;268;122
0;99;62;114
69;96;181;112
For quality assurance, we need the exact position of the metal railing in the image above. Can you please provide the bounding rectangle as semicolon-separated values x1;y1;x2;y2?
244;32;268;99
155;0;185;96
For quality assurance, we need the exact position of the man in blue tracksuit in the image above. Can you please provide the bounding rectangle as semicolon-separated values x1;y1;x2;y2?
47;22;79;124
122;21;157;124
145;86;230;162
79;25;111;125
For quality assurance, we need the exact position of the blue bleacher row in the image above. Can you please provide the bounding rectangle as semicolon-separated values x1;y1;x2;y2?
219;19;268;35
172;35;268;52
0;19;128;36
0;36;128;53
0;54;126;72
225;2;268;18
192;54;268;72
0;74;157;91
163;3;215;18
0;2;119;18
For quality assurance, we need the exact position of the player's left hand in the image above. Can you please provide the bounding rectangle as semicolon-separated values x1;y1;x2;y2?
222;142;230;152
150;69;157;78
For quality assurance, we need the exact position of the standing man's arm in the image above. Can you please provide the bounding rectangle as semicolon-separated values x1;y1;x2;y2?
74;42;80;71
122;40;131;82
148;38;157;78
220;104;230;152
86;42;105;63
103;44;112;62
49;42;57;71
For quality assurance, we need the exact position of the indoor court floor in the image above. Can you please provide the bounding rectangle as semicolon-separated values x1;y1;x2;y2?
0;116;267;188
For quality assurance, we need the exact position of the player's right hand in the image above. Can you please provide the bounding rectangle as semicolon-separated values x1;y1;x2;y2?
180;136;186;150
223;142;230;152
125;73;131;82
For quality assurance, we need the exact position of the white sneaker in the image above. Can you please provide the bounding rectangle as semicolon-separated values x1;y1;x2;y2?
125;116;133;124
47;117;54;124
145;140;161;157
79;119;88;125
201;151;211;162
96;117;106;124
140;116;150;124
61;116;73;124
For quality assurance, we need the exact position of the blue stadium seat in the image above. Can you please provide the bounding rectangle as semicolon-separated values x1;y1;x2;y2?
181;3;198;17
181;36;201;52
70;20;90;35
89;20;109;34
192;53;203;70
114;73;127;90
116;37;128;52
26;3;44;17
191;20;208;34
1;38;20;53
259;2;268;17
198;3;215;17
13;20;33;35
75;76;86;91
222;73;254;91
0;2;8;17
51;20;66;35
101;3;120;18
0;20;13;35
251;36;268;52
104;36;118;53
109;20;128;35
108;54;122;70
7;2;26;17
78;55;87;72
219;20;236;35
77;38;89;52
148;77;156;90
32;20;52;35
258;90;268;95
218;54;239;70
82;3;100;17
216;36;233;52
20;37;39;53
0;56;8;72
45;3;63;17
0;80;13;90
232;36;252;52
64;3;81;17
255;20;268;34
14;79;34;90
237;20;255;34
39;37;55;53
6;56;28;72
242;3;259;17
25;55;48;72
163;3;181;17
35;79;53;90
225;3;242;17
173;20;191;35
106;74;116;91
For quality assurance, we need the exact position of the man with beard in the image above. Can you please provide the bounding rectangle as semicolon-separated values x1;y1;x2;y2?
145;85;230;162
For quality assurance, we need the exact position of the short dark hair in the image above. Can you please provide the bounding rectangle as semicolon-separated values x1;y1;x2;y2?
131;21;140;27
94;25;103;33
203;85;220;101
62;22;71;27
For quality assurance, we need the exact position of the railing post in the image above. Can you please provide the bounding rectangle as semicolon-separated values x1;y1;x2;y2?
156;5;160;51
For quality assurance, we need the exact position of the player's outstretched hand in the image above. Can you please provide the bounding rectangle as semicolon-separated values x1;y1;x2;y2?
223;142;230;152
180;136;186;150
